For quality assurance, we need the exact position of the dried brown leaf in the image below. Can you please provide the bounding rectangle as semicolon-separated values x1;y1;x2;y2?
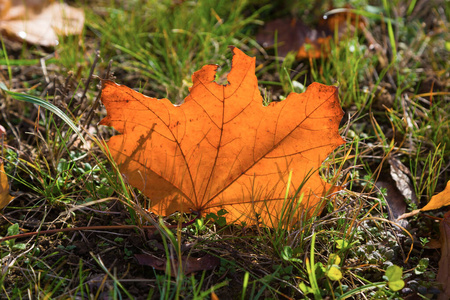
134;253;220;277
0;0;84;46
437;211;450;300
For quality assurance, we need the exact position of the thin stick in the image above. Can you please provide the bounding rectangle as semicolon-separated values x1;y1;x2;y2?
0;214;199;243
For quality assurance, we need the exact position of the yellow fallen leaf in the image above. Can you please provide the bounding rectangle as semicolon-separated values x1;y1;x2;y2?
421;181;450;211
0;160;14;210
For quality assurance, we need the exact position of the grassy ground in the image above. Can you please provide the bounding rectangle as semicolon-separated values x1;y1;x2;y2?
1;0;449;299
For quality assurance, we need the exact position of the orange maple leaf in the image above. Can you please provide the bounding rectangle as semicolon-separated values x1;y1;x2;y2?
100;47;344;226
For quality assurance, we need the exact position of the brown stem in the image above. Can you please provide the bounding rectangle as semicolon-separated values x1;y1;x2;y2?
0;214;200;243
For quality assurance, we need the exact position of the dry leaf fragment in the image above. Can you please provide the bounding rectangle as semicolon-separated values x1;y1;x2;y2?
135;253;220;277
397;181;450;220
376;156;417;226
256;18;330;59
437;211;450;300
376;180;408;227
398;181;450;299
100;47;344;226
0;0;84;46
256;9;366;59
389;156;417;205
421;181;450;211
211;292;219;300
256;18;321;58
0;160;14;210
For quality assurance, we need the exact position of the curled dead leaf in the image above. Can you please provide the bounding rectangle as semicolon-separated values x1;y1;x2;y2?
256;18;331;59
389;156;417;205
0;0;84;46
256;8;367;59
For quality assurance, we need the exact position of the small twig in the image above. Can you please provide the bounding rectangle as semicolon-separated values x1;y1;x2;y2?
63;52;102;150
40;57;50;84
0;213;200;243
74;50;101;117
0;225;143;242
83;59;113;129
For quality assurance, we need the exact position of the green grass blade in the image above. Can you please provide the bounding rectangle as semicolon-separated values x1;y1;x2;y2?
0;83;87;146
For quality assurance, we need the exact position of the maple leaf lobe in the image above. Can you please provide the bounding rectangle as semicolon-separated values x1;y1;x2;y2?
100;47;344;226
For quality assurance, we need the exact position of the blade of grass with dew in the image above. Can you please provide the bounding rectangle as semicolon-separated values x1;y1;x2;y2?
0;83;87;147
